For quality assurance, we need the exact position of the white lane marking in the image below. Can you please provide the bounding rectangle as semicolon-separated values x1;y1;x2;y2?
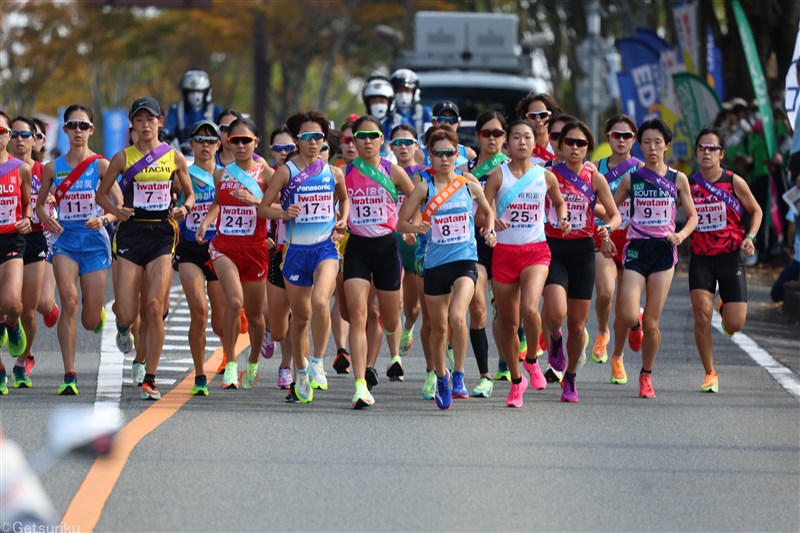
713;310;800;400
153;365;190;372
94;301;124;412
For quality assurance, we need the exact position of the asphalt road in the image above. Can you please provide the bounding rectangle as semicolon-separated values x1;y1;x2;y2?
1;270;798;532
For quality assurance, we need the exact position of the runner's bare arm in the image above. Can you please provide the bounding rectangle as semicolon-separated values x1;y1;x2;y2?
390;164;415;197
669;172;698;246
171;151;194;221
37;162;61;234
396;181;429;234
97;151;133;221
256;165;293;220
332;165;349;232
593;170;621;236
14;164;33;234
732;173;762;256
545;170;571;235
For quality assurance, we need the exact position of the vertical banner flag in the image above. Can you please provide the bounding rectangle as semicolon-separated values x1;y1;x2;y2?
615;38;662;125
784;22;800;129
673;73;722;145
103;109;129;159
732;0;777;158
56;106;70;158
706;27;726;101
673;2;700;73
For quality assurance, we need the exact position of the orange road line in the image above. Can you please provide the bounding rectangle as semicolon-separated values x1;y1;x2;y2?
61;334;251;532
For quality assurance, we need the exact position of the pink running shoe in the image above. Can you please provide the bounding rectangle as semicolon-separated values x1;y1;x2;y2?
277;367;292;389
522;358;547;390
261;330;275;359
506;374;529;408
24;356;36;377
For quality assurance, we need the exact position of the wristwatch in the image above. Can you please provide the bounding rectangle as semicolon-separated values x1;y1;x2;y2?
102;216;110;226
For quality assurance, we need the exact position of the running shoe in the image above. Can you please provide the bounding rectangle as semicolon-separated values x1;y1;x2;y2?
639;372;655;398
8;322;26;358
191;375;209;396
92;306;106;334
295;372;313;403
523;358;547;390
221;361;239;389
610;355;627;384
537;332;547;356
628;307;643;352
43;303;60;328
260;330;275;359
308;358;328;390
717;300;734;338
544;367;563;384
471;376;493;398
518;335;528;361
115;326;133;355
57;375;78;396
506;375;529;408
700;371;719;393
352;380;374;409
216;357;226;375
12;366;31;388
285;383;299;403
592;331;610;363
548;330;566;373
0;325;6;350
0;370;7;395
451;370;468;399
494;359;510;381
399;327;414;356
386;355;404;382
365;366;379;391
242;362;259;390
24;356;35;377
131;362;145;386
421;370;436;400
579;327;589;367
435;371;452;410
332;348;350;374
239;308;248;334
277;367;292;389
561;374;579;403
141;381;161;400
446;345;454;372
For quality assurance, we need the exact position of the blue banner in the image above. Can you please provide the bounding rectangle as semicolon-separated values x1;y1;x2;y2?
706;27;725;101
103;108;128;159
615;38;662;125
56;106;70;158
635;28;670;54
616;72;645;160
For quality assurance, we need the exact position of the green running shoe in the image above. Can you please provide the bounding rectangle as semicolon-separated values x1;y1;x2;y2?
57;375;78;396
12;365;31;388
93;306;107;334
8;323;26;358
221;361;239;389
352;380;374;409
294;372;313;403
446;345;454;372
421;370;436;400
0;326;7;351
399;327;414;356
0;370;8;395
242;362;259;390
471;376;494;398
191;375;209;396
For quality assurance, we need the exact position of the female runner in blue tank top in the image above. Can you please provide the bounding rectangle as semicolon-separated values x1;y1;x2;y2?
257;111;349;404
398;127;496;410
610;118;698;399
36;105;119;395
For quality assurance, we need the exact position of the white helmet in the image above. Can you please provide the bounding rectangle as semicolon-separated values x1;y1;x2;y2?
181;69;212;107
361;76;394;119
390;69;420;109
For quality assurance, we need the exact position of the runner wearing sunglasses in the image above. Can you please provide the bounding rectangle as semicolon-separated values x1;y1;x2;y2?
389;124;422;375
609;118;697;399
255;111;347;403
215;109;269;169
542;121;621;403
398;127;496;410
482;119;570;407
590;115;642;378
8;116;59;388
98;97;194;400
269;125;295;170
515;93;563;166
0;109;33;395
416;102;476;168
172;120;226;396
196;117;273;391
688;128;761;393
343;115;415;409
35;105;117;395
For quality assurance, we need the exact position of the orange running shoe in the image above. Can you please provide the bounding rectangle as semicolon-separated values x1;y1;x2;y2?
217;356;227;375
240;309;249;334
627;307;643;352
538;332;547;355
592;331;609;363
639;372;655;398
610;355;627;384
700;371;719;393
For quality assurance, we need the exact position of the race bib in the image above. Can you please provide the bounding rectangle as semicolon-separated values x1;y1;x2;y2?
133;181;171;210
619;199;631;229
0;197;17;226
632;197;671;226
296;192;334;224
696;201;727;232
219;205;256;236
397;193;406;213
185;201;210;232
502;199;542;229
549;201;587;230
59;191;97;222
431;212;470;245
351;195;387;226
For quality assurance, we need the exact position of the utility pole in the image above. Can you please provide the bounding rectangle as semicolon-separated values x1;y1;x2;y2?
253;4;267;157
586;1;602;138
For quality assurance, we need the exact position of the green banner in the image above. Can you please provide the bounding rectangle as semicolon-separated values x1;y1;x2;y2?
672;72;722;147
732;0;777;158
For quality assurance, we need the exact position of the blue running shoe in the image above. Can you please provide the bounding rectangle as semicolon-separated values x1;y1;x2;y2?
451;370;468;399
435;371;452;410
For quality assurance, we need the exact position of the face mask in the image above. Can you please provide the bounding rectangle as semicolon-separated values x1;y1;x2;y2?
369;103;388;120
395;92;413;110
186;91;204;109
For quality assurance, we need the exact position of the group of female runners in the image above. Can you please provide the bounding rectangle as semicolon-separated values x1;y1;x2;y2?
0;90;762;409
